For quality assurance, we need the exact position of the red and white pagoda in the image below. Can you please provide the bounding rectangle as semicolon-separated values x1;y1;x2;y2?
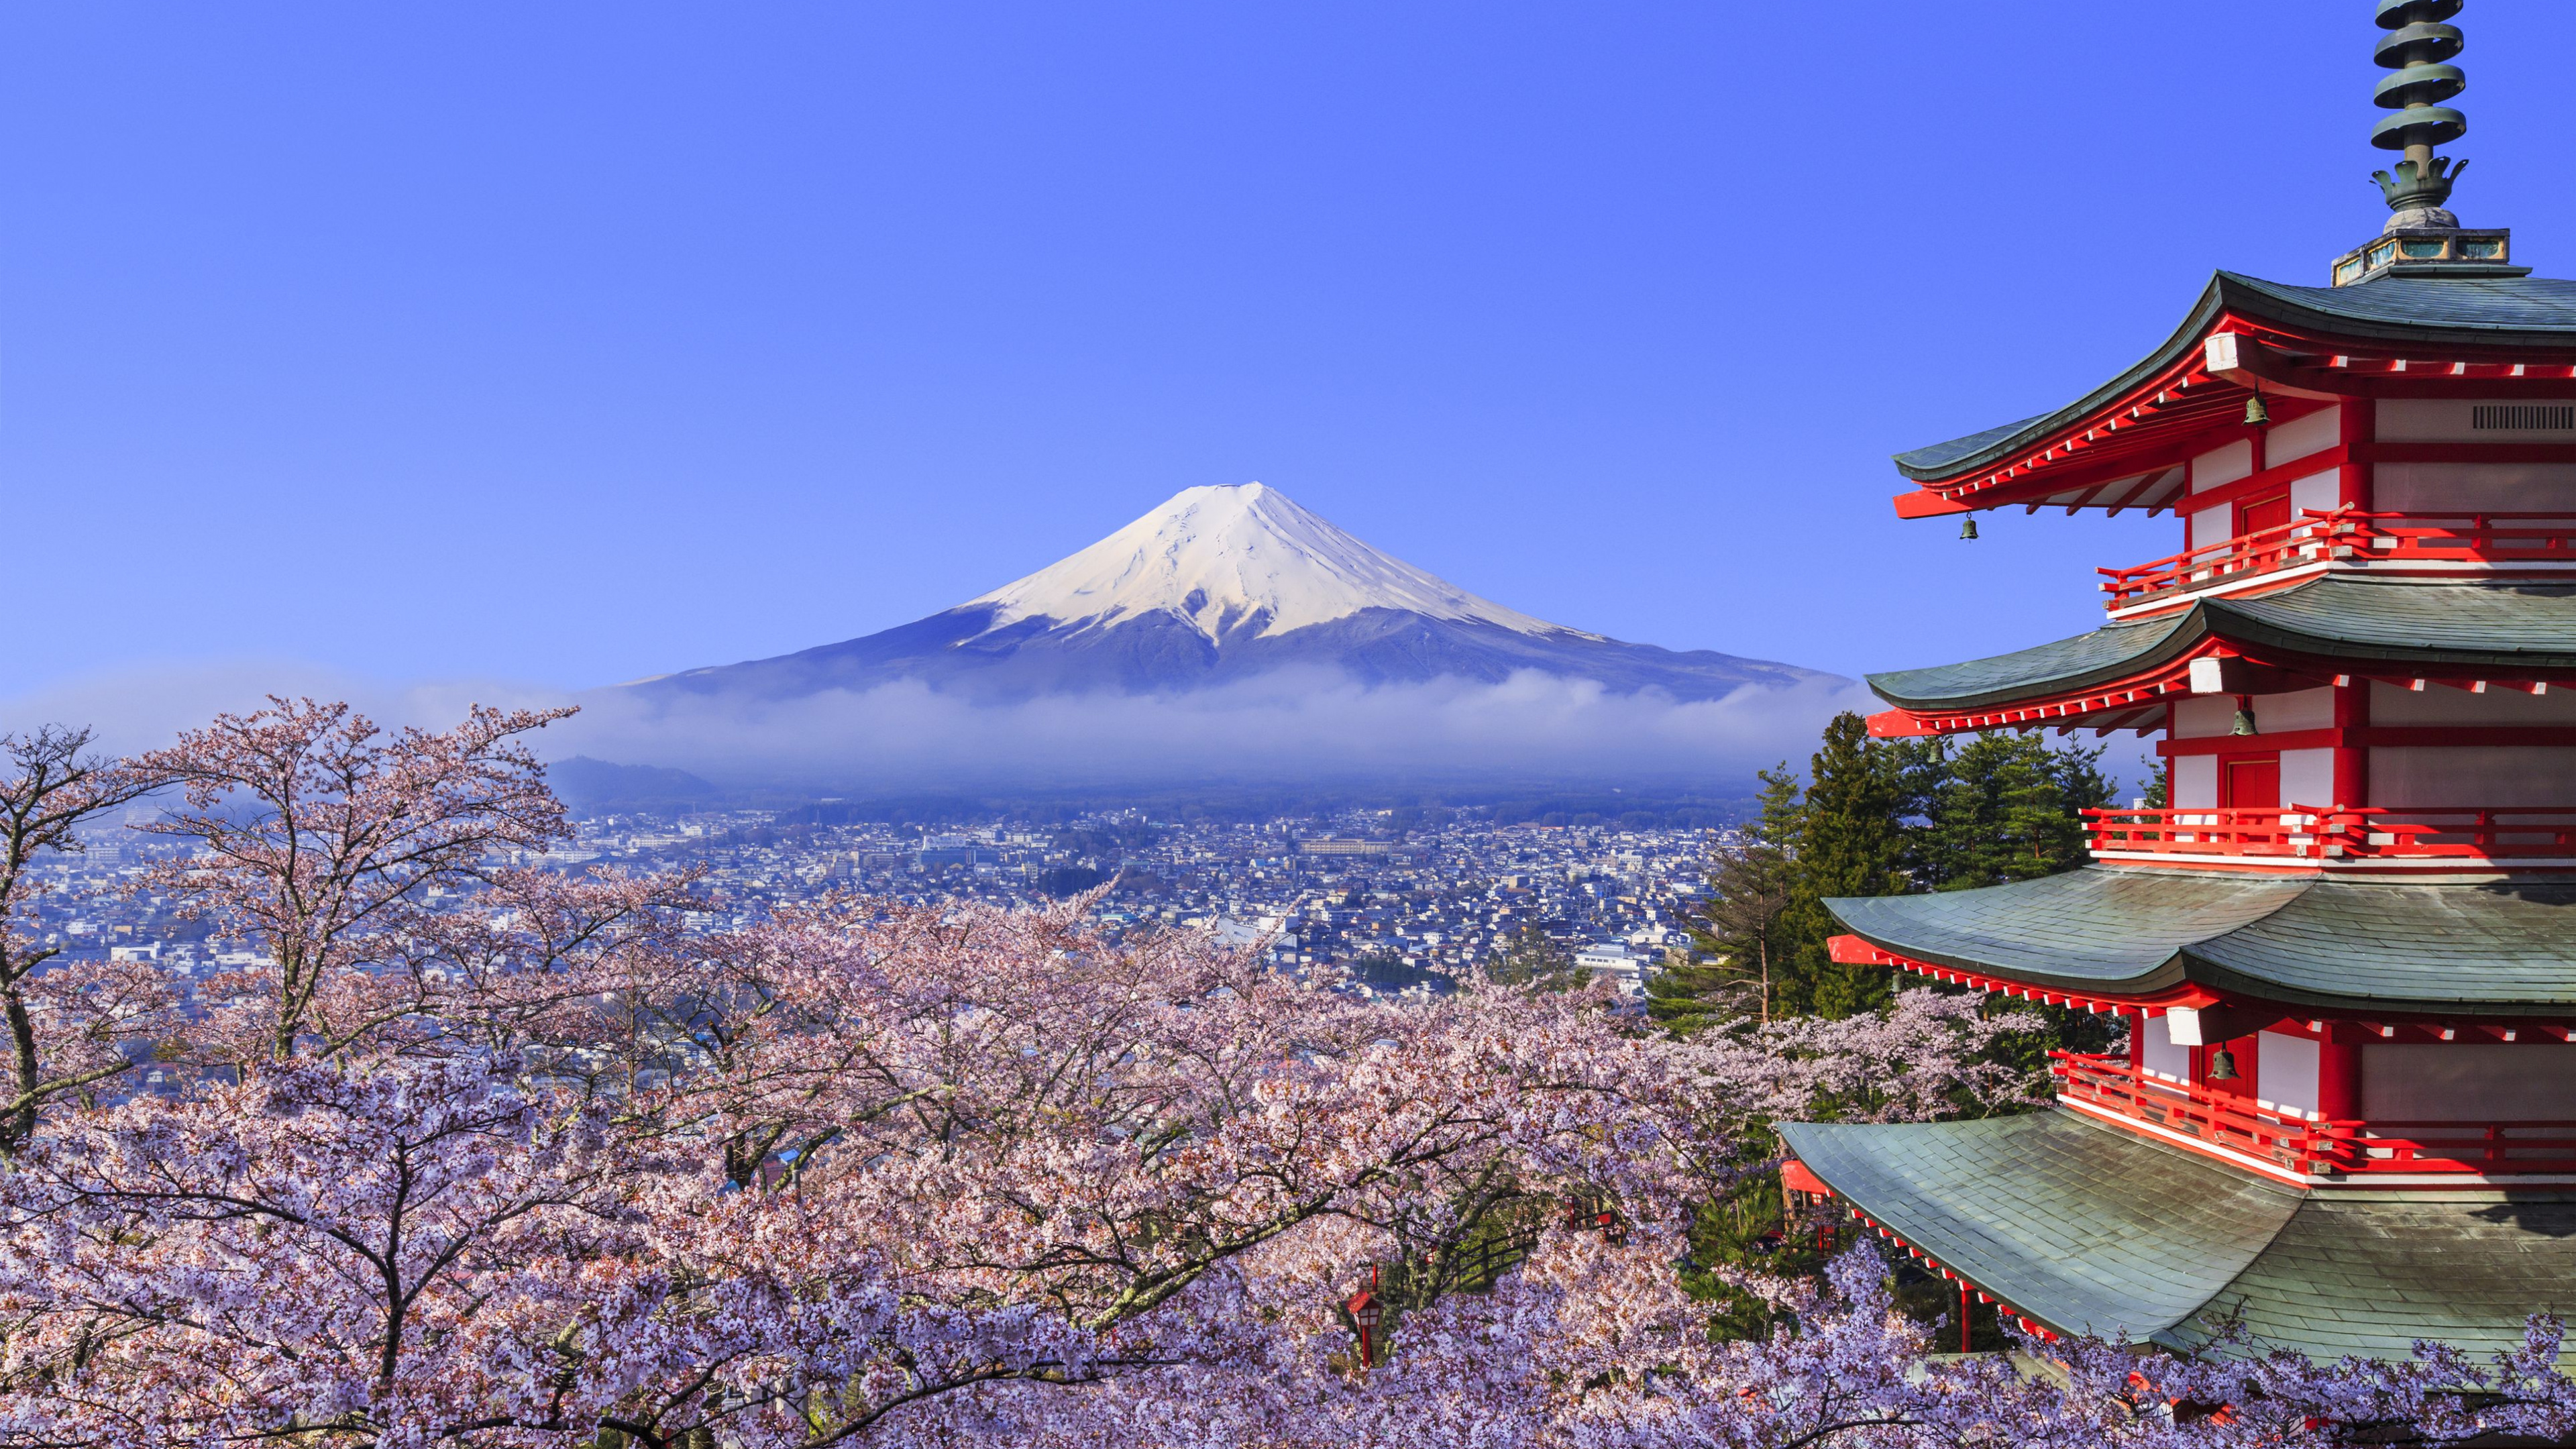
1780;0;2576;1360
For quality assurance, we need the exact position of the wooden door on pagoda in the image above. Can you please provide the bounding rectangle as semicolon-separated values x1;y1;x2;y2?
2236;490;2292;539
2222;756;2280;809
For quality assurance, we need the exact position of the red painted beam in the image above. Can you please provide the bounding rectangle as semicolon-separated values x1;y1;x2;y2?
1893;489;1972;519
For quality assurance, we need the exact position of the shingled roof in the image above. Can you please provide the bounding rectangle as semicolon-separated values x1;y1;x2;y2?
1866;578;2576;712
1894;272;2576;483
1778;1111;2576;1360
1825;868;2576;1015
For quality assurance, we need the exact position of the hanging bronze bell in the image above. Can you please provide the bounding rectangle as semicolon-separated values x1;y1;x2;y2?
1960;517;1979;541
2206;1046;2241;1081
2245;392;2270;427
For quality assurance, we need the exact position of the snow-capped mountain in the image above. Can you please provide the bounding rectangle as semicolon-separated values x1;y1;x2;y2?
968;483;1577;643
622;483;1827;703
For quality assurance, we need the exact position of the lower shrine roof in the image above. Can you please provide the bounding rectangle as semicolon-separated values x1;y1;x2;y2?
1824;868;2576;1014
1778;1110;2576;1360
1867;577;2576;712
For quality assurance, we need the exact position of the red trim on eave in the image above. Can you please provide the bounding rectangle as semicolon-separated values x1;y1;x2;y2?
1833;1199;2059;1343
1827;934;2220;1015
1779;1157;1831;1197
1893;490;1972;519
1892;309;2576;518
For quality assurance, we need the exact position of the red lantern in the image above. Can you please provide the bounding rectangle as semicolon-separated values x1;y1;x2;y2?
1346;1287;1382;1367
1346;1263;1385;1367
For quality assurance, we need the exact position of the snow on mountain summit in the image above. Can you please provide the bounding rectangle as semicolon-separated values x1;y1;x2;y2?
967;483;1588;643
619;480;1831;709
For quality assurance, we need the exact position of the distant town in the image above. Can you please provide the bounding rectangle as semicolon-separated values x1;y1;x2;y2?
46;806;1723;1007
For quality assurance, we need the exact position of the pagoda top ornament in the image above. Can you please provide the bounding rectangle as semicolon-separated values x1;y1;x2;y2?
2333;0;2526;286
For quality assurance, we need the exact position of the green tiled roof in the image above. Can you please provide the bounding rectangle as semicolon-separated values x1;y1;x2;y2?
2220;578;2576;662
1868;616;2194;712
1867;578;2576;711
1895;272;2576;482
1778;1112;2576;1360
2225;273;2576;337
1825;869;2576;1014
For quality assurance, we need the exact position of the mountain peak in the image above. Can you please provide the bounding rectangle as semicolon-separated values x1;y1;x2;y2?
967;482;1583;643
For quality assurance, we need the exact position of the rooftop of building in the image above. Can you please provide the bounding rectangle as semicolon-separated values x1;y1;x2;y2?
1866;576;2576;716
1778;1110;2576;1361
1894;272;2576;486
1825;867;2576;1016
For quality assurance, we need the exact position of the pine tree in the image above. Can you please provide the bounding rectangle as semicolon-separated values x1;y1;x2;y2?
1778;712;1929;1018
1917;732;2116;891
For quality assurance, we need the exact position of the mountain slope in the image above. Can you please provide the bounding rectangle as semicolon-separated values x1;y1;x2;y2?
623;483;1829;704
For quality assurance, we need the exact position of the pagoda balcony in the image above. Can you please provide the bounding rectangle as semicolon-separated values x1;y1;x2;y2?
2083;804;2576;867
2050;1052;2576;1180
2098;508;2576;612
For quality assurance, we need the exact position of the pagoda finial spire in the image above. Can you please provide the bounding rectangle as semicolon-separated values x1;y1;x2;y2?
2369;0;2469;230
2330;0;2522;284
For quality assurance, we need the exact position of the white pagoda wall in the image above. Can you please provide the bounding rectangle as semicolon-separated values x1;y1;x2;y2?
2368;748;2576;807
2377;462;2576;512
2361;1044;2576;1121
2256;1030;2320;1119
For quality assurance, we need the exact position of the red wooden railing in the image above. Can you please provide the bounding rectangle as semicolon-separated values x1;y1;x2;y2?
2051;1052;2576;1177
2098;508;2576;608
2085;804;2576;862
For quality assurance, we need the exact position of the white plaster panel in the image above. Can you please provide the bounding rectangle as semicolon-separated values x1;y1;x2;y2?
2375;462;2576;512
2257;1031;2321;1119
2173;689;2331;738
2260;688;2335;732
2267;405;2340;466
2290;468;2341;518
2367;747;2576;806
2371;680;2576;724
2379;399;2576;443
2190;502;2232;550
2361;1044;2576;1121
2279;748;2334;807
2172;696;2234;738
2173;754;2217;808
2141;1014;2190;1082
2192;439;2255;493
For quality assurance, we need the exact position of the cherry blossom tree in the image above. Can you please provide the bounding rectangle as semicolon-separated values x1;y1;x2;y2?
0;891;1751;1447
5;703;2564;1448
1723;985;2057;1126
0;727;170;1155
136;698;574;1061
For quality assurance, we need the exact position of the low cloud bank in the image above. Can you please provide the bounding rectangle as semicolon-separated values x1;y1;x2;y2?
557;668;1880;792
3;662;1880;796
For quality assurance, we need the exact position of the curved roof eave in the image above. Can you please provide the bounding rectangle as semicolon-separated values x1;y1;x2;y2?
1827;870;2576;1016
1866;580;2576;714
1778;1114;2576;1362
1864;614;2199;712
1892;271;2576;484
1892;273;2232;482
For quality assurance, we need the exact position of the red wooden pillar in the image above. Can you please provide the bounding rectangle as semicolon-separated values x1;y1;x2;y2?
2317;1034;2363;1121
1960;1279;1973;1353
2332;679;2370;810
2339;397;2375;511
2162;699;2176;806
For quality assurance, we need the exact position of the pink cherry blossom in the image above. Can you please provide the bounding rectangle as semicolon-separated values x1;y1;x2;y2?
5;701;2561;1449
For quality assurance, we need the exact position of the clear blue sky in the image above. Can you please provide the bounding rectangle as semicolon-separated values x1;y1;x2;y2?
7;2;2573;699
